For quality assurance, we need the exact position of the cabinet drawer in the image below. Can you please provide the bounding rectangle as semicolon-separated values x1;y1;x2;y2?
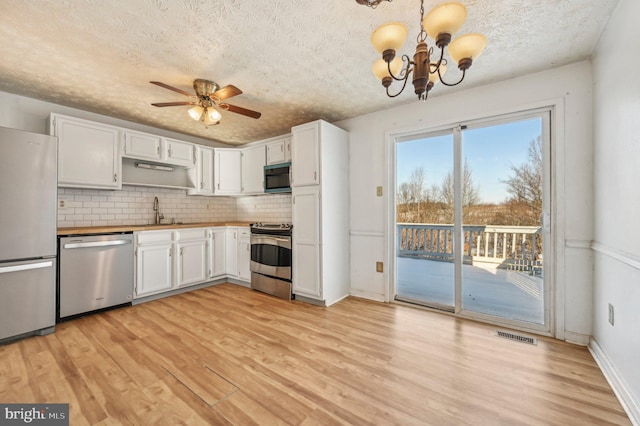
174;228;208;241
136;230;173;245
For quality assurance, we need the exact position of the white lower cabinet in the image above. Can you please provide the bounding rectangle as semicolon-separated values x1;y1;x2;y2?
292;187;321;299
238;228;251;281
176;240;207;287
135;231;174;298
134;226;250;299
223;227;251;282
208;228;226;279
225;228;238;278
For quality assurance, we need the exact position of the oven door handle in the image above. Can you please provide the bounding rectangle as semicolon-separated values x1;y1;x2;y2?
271;237;290;243
250;235;291;249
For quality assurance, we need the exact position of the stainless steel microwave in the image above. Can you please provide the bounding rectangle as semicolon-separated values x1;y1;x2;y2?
264;162;291;193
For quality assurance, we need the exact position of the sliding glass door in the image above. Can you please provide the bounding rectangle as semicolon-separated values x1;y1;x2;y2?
394;111;551;329
396;132;455;310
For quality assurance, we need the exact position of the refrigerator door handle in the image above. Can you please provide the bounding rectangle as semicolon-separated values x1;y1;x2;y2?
0;260;54;274
63;240;132;249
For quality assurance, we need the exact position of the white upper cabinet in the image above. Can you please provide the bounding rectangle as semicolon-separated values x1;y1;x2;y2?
123;130;162;161
188;146;214;196
266;136;292;165
214;149;242;195
242;145;266;194
51;113;122;190
124;131;198;168
291;123;320;187
266;138;286;165
284;136;292;163
165;138;196;167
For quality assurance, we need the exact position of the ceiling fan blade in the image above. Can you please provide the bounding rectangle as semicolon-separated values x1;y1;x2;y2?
220;103;261;119
212;85;242;101
150;81;196;97
151;101;197;107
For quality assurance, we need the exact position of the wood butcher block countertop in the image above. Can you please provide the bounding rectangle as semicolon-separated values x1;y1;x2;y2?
57;222;254;236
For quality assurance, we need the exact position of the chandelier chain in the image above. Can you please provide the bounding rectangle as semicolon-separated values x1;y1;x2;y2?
417;0;427;42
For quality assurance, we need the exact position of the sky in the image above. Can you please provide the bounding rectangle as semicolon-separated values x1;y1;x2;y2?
396;117;542;204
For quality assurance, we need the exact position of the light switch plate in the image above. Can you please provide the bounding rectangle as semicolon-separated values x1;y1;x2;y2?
376;261;383;273
376;186;383;197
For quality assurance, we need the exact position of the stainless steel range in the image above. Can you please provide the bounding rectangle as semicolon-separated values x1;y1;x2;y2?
250;223;292;300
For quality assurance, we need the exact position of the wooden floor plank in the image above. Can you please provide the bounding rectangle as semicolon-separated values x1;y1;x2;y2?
0;283;630;425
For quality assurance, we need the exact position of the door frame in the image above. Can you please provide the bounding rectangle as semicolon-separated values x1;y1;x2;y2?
384;99;565;338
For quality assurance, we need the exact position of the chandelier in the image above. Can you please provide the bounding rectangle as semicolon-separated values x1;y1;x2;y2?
368;0;487;101
356;0;392;8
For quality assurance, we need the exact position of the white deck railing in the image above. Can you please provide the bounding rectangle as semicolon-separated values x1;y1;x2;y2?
397;223;542;273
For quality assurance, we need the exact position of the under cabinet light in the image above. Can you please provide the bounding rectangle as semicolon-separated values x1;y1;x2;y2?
135;162;174;172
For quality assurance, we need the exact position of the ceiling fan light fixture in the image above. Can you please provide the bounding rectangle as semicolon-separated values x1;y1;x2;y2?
203;107;221;127
188;105;204;121
207;107;221;123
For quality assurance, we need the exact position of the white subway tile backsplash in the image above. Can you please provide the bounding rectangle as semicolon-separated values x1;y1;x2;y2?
57;186;292;228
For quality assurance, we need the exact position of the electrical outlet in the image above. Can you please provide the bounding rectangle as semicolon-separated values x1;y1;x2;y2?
376;261;383;273
376;186;383;197
608;303;614;326
58;198;67;210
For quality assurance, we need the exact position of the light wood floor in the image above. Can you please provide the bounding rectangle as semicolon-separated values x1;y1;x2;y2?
0;283;630;425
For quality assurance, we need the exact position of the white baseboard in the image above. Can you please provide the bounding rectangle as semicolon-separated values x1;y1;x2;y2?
563;330;590;346
589;338;640;426
349;289;385;303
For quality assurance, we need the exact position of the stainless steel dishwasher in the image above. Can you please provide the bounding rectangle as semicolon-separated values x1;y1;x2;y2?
59;233;134;320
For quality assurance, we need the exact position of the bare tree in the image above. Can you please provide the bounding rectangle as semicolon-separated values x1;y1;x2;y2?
440;159;480;221
503;136;543;225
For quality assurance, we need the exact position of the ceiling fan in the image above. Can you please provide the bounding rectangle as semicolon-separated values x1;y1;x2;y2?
150;79;261;127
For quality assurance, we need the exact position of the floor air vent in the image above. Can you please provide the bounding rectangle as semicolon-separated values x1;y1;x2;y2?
495;330;537;345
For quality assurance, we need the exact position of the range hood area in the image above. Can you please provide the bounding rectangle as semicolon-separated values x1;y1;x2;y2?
122;157;195;190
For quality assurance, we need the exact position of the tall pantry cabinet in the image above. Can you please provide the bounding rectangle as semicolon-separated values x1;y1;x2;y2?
291;120;350;306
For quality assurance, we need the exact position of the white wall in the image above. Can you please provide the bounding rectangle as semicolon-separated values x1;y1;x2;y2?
338;61;594;342
591;0;640;421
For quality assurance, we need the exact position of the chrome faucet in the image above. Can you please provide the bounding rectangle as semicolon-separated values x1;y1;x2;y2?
153;196;164;224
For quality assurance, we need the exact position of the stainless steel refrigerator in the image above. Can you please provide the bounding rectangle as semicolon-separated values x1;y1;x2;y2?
0;126;57;342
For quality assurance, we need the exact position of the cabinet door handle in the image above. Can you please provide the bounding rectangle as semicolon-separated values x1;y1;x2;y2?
314;171;317;181
169;248;172;257
201;181;204;189
193;145;197;164
157;145;160;155
168;147;172;156
114;173;118;182
180;247;183;256
280;145;283;152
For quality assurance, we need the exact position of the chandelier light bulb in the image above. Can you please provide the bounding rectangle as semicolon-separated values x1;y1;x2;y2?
448;33;487;69
371;22;408;55
423;2;467;45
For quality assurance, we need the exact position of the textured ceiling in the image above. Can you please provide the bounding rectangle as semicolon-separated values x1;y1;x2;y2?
0;0;618;145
